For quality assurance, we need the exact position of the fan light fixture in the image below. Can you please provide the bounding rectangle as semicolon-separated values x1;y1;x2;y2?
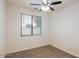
41;6;49;11
41;0;49;11
30;0;62;12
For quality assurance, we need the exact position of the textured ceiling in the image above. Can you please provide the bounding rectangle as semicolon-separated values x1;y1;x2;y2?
6;0;79;11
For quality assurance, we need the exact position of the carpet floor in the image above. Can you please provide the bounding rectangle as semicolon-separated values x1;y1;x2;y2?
5;45;76;58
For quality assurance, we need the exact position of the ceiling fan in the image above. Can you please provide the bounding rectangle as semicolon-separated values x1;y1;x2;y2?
30;0;62;11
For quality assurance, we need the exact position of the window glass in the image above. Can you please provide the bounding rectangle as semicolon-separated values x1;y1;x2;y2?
21;14;42;36
22;15;32;36
33;16;41;35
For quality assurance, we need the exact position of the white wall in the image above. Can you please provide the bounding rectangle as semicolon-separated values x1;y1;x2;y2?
6;4;50;54
0;0;5;57
50;2;79;57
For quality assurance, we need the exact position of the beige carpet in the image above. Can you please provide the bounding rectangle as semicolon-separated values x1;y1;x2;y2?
5;45;76;58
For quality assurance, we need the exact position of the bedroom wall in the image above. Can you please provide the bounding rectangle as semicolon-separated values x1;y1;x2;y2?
0;0;5;57
50;2;79;57
6;4;50;54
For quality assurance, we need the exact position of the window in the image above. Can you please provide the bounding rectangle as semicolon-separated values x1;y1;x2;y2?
21;14;42;36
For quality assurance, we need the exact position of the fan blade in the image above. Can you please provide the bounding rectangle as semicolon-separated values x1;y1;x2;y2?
30;3;41;6
33;8;41;12
50;7;55;11
50;1;62;5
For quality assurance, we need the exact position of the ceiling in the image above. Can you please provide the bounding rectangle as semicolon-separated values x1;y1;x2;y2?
6;0;79;11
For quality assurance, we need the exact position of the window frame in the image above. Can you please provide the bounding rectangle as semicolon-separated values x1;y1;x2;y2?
21;13;42;37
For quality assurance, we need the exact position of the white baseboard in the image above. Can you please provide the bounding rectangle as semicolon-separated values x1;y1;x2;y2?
5;44;50;54
50;44;79;58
